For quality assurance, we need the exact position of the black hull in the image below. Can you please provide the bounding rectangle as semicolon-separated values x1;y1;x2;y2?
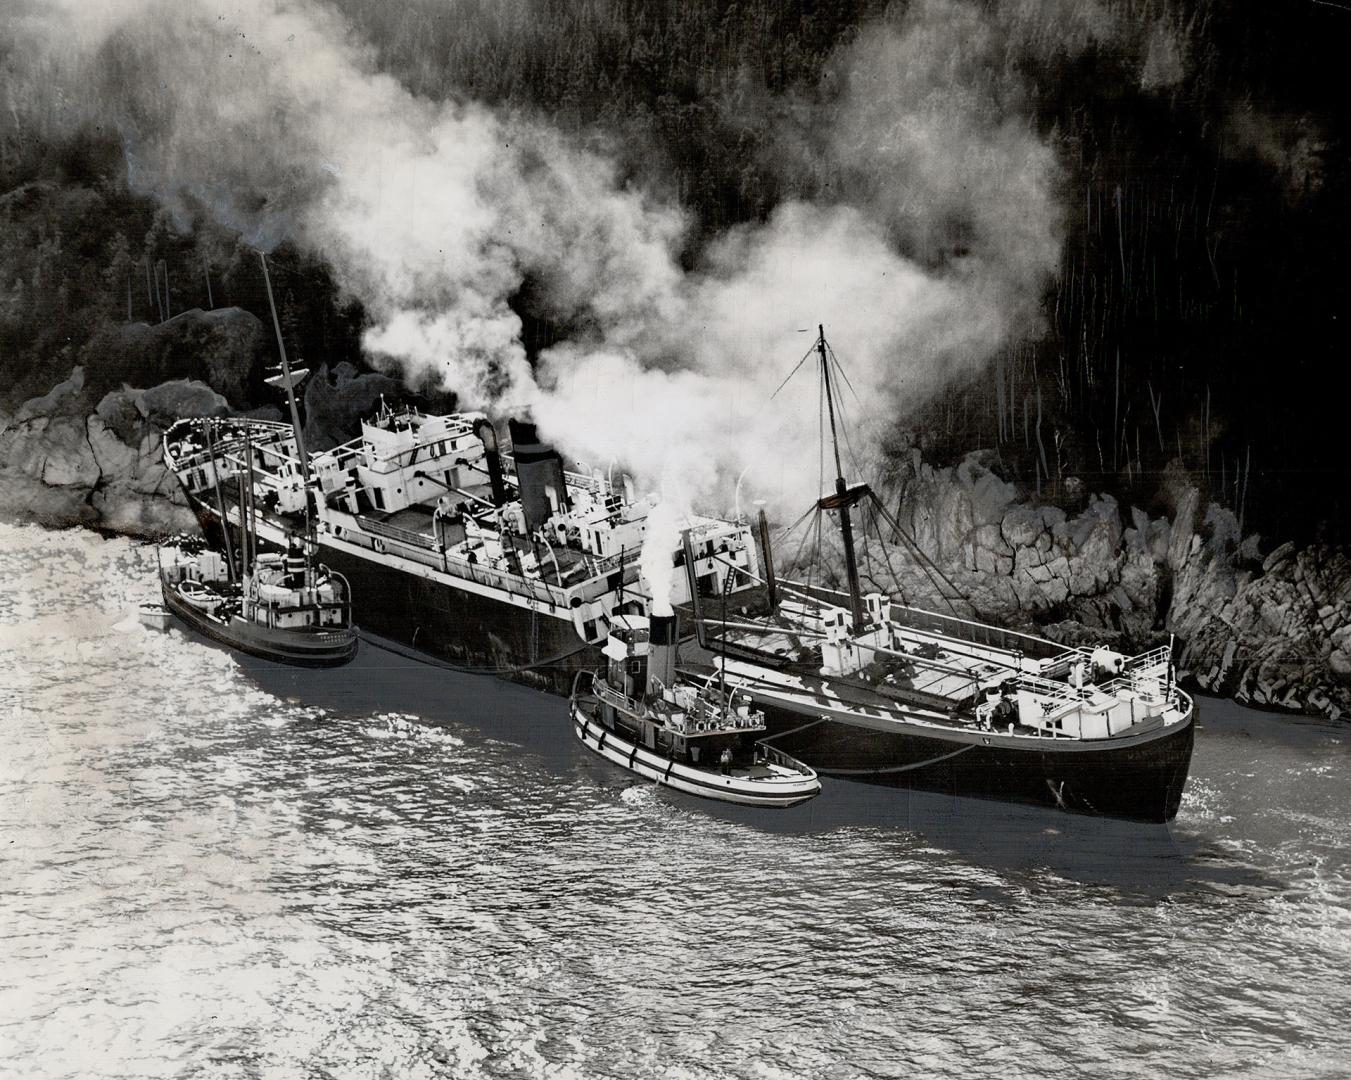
188;495;600;695
312;543;601;697
759;705;1195;823
162;583;358;668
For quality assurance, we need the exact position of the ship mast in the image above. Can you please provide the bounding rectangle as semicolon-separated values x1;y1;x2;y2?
817;325;866;633
258;251;313;581
204;420;236;582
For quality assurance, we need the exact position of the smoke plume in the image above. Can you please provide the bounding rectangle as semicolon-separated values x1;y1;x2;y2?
5;0;1130;516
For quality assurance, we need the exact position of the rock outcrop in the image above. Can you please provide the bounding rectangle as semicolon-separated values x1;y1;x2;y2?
803;450;1351;720
303;362;402;451
0;360;401;537
81;307;265;406
0;368;224;536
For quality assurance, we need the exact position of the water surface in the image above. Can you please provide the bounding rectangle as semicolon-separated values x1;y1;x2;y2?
1;523;1348;1078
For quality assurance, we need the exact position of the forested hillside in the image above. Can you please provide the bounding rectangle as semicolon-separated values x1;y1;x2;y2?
2;0;1347;540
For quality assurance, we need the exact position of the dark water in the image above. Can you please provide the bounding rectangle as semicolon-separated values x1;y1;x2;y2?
2;523;1349;1078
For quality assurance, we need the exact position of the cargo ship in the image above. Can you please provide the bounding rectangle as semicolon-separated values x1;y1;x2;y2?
162;405;759;693
676;328;1195;822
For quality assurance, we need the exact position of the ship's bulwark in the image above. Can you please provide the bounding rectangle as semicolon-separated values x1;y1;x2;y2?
314;543;602;695
757;705;1196;823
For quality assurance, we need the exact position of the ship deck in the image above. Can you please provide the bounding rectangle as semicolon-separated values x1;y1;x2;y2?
349;495;599;588
703;623;1010;705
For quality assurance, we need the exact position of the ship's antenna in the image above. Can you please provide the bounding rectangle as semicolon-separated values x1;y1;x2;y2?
818;325;866;633
258;251;313;581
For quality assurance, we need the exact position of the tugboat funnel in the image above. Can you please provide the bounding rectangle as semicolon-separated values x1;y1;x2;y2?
647;613;678;697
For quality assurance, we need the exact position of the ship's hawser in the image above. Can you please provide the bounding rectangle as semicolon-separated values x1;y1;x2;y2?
162;405;758;692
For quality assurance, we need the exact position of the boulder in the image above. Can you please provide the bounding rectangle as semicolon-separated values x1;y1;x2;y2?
1001;504;1043;550
302;362;402;452
0;376;222;537
137;379;229;428
82;307;264;405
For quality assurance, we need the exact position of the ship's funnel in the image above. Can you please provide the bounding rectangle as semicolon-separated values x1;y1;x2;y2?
647;613;678;697
471;418;508;506
508;419;569;532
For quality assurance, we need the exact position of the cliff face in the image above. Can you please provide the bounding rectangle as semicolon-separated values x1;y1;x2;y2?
803;451;1351;720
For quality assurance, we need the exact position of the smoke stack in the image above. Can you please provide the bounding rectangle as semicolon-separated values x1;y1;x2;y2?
472;417;508;506
508;418;570;532
646;612;678;697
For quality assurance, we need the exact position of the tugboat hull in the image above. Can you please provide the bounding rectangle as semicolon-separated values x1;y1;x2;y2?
757;702;1194;823
162;582;358;667
572;699;820;808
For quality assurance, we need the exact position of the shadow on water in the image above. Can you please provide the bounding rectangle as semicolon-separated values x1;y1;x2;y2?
233;632;1281;903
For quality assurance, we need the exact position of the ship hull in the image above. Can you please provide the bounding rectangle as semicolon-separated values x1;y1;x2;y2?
314;541;601;695
756;701;1194;822
185;492;600;694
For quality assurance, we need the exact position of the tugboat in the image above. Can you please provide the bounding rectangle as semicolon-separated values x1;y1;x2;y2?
155;252;357;667
679;326;1195;823
158;532;357;666
571;612;820;807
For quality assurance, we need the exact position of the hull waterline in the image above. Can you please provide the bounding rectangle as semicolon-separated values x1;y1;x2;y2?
161;581;358;668
755;699;1194;823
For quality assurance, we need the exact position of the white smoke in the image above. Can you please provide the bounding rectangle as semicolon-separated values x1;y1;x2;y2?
638;498;683;619
6;0;1130;516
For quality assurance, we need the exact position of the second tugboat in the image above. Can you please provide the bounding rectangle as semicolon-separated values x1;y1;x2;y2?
154;252;357;667
157;533;357;666
571;613;820;807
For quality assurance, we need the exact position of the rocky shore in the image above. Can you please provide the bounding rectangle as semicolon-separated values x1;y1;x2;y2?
2;352;1347;721
0;367;214;537
0;307;397;539
819;450;1351;720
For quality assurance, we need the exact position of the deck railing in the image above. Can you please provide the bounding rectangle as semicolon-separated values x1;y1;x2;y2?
886;601;1062;659
756;742;815;776
356;514;438;552
780;581;1064;660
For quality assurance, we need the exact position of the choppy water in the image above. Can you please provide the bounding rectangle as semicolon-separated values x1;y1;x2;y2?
1;523;1349;1079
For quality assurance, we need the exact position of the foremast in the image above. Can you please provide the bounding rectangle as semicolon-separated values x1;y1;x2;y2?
816;325;867;634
